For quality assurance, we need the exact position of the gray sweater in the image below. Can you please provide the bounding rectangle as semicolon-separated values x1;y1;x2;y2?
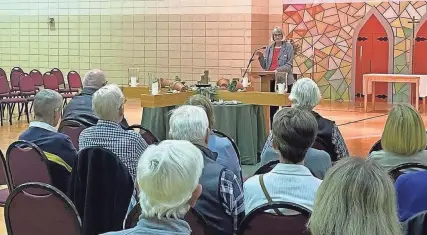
102;217;191;235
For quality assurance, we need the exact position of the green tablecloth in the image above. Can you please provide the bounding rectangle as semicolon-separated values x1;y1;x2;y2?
141;104;267;165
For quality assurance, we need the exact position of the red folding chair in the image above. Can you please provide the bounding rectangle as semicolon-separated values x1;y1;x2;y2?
51;68;68;93
0;75;29;126
29;69;43;90
43;72;74;106
10;67;23;93
18;73;37;113
67;71;82;93
0;149;11;207
58;120;86;151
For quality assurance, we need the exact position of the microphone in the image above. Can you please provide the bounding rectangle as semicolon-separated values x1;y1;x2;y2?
242;46;267;78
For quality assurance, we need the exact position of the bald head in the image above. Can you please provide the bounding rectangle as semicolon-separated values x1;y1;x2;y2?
83;69;106;88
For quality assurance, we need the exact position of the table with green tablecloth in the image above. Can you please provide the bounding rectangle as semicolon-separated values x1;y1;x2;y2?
141;104;267;165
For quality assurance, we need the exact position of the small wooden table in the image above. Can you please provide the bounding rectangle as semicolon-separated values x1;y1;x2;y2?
363;74;427;112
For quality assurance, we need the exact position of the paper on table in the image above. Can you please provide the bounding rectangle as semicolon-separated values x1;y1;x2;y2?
130;77;137;87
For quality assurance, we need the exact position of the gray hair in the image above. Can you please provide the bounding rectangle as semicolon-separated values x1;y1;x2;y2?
272;107;317;163
33;89;63;123
137;140;204;219
83;69;106;88
289;78;321;110
308;157;402;235
169;105;209;144
272;26;284;35
92;84;125;122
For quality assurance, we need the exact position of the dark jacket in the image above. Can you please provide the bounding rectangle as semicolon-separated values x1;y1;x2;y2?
194;145;233;235
68;147;134;235
402;210;427;235
62;87;129;128
19;126;77;193
311;111;336;161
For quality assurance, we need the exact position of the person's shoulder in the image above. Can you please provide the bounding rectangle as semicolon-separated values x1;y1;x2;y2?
307;148;330;158
396;170;427;187
243;174;260;188
214;135;233;148
367;150;387;159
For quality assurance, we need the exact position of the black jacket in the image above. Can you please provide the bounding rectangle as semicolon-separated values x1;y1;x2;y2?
68;147;134;235
403;210;427;235
62;87;129;128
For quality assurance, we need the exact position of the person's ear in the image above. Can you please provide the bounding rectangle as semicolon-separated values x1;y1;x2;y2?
119;104;125;117
272;140;278;150
205;128;209;144
189;184;202;207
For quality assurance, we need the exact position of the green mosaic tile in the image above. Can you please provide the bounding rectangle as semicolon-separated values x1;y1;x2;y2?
323;69;337;80
304;58;313;70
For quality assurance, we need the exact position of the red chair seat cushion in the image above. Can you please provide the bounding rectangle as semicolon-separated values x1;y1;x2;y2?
0;98;27;103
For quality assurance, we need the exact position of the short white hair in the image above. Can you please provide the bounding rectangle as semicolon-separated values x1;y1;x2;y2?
92;84;124;122
137;140;204;219
83;69;106;88
169;105;209;143
33;89;63;123
289;78;321;110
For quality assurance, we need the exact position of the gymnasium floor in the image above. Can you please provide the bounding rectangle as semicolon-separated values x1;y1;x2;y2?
0;99;422;234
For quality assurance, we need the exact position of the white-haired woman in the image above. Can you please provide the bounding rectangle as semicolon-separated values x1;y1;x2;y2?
261;78;349;161
103;140;204;235
307;157;402;235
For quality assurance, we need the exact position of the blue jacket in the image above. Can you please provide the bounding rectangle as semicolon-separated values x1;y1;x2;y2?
102;217;191;235
258;41;294;85
208;133;241;180
19;125;77;193
395;170;427;221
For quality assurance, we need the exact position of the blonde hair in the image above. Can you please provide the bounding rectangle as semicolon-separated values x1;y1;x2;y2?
137;140;204;219
381;103;426;155
307;157;402;235
185;95;215;129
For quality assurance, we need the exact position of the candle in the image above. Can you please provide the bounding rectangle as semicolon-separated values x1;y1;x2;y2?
151;82;159;95
242;77;249;87
130;76;137;87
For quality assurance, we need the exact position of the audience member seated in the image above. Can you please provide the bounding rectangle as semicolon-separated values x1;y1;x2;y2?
185;94;241;179
262;78;349;161
169;105;244;235
307;157;402;235
102;140;204;235
368;103;427;171
260;135;331;179
19;89;77;193
244;107;322;214
395;170;427;222
79;84;147;180
62;69;129;128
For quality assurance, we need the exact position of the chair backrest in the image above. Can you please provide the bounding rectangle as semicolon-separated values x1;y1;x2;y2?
212;129;241;161
67;71;82;89
184;208;210;235
18;73;36;94
402;210;427;235
369;139;382;154
389;163;427;181
0;149;11;188
43;71;60;91
238;201;312;235
6;140;52;190
0;75;12;95
124;202;141;229
58;120;86;151
10;69;23;91
5;182;82;235
51;68;65;86
127;124;159;145
254;160;279;175
29;69;43;87
0;68;6;78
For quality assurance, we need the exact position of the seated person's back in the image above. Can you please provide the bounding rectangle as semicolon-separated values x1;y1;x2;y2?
102;140;205;235
244;108;322;214
368;103;427;171
78;84;147;179
185;95;241;178
169;105;244;235
19;89;77;193
62;69;128;128
395;170;427;222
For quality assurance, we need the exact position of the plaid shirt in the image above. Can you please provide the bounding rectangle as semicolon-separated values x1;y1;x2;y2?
219;168;245;233
79;120;148;180
262;123;349;160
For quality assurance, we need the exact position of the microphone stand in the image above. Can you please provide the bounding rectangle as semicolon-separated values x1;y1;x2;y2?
242;46;266;78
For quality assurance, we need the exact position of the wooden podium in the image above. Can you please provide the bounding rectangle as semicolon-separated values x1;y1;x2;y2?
250;71;276;92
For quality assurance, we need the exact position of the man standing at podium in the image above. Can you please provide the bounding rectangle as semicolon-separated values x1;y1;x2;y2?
256;27;294;123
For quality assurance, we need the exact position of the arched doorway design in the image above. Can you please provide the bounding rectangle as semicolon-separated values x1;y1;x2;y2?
354;15;390;102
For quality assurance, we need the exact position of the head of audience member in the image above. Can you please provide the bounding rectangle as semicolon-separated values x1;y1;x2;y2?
289;78;321;111
272;107;317;164
33;89;63;127
308;157;401;235
381;103;426;156
92;84;125;123
137;140;204;219
169;105;209;146
185;95;215;129
82;69;107;89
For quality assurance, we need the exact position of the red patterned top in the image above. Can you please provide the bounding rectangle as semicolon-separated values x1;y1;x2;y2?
269;47;281;71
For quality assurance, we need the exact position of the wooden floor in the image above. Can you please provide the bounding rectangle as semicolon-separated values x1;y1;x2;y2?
0;99;424;234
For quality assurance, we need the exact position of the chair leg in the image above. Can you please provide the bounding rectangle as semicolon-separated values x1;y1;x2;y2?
17;103;24;120
25;102;29;123
0;103;3;126
8;104;12;125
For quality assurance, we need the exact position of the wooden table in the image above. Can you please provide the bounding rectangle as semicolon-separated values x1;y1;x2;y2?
363;74;427;112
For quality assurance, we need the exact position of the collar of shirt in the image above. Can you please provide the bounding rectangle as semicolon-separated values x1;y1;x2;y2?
29;121;57;133
135;217;191;234
97;120;122;128
270;163;313;177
